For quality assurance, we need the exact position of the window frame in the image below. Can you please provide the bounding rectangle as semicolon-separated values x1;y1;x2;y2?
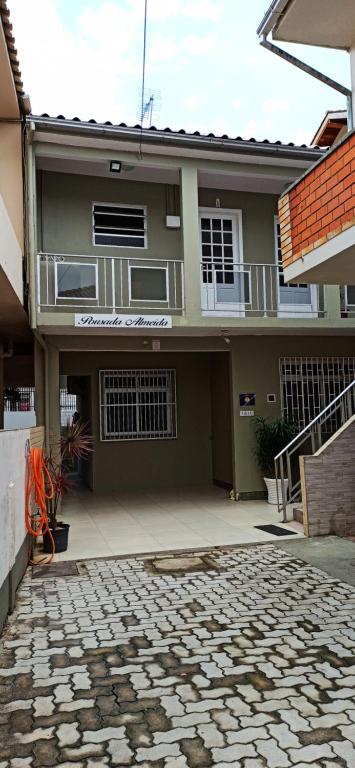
54;260;98;302
274;215;318;315
92;201;148;250
128;264;169;305
99;368;177;442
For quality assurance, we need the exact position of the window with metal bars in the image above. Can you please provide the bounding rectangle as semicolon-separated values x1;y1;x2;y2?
93;203;147;248
280;357;355;430
100;369;177;441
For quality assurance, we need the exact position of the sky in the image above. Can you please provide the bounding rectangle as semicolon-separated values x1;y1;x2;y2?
8;0;351;145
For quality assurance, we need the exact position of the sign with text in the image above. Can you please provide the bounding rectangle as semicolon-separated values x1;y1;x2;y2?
75;314;172;329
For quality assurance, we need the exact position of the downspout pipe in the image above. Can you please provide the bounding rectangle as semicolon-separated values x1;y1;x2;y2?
260;36;353;131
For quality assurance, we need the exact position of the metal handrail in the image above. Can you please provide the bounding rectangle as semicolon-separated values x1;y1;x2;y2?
274;379;355;521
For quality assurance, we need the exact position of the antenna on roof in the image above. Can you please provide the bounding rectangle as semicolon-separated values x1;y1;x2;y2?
137;89;162;128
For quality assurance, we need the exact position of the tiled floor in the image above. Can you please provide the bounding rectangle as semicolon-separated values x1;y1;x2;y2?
52;485;303;562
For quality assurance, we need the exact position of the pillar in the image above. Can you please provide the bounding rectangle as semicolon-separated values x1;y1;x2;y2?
47;343;60;455
34;338;45;428
324;285;341;320
180;165;201;323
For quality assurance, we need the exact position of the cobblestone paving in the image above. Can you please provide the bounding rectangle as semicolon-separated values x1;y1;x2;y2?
1;543;355;767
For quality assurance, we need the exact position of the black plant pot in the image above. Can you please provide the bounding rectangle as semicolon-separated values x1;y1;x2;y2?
43;522;70;554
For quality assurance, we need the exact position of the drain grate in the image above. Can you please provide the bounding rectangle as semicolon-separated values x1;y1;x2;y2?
145;554;219;576
255;524;298;537
32;562;80;579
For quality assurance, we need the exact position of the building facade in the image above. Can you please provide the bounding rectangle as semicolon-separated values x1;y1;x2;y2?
0;3;34;430
258;0;355;285
26;115;355;499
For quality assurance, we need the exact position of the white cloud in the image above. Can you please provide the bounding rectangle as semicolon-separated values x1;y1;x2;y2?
263;98;290;114
234;97;244;110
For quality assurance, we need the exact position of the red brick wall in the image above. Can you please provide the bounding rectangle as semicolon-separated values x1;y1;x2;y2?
279;132;355;269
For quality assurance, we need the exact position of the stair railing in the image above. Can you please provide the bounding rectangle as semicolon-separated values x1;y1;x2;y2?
274;380;355;522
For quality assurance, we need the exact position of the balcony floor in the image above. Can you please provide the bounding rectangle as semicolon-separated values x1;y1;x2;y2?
43;485;303;562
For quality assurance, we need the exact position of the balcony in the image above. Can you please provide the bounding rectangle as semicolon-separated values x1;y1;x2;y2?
279;131;355;285
37;253;184;315
200;262;323;318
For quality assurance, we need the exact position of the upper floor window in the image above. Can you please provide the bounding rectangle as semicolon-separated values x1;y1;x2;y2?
93;203;147;248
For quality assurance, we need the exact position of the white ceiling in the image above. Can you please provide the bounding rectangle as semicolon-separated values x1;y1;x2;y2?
274;0;355;49
36;156;294;194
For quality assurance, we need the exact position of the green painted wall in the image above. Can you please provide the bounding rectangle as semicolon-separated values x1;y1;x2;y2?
60;351;214;491
38;171;182;262
38;171;279;267
230;335;355;497
199;189;278;265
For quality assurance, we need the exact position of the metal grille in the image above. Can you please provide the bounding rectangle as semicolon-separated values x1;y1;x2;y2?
4;387;35;412
280;357;355;429
100;369;177;441
60;389;77;427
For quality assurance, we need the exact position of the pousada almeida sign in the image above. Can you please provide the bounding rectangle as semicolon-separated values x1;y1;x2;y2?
75;314;172;329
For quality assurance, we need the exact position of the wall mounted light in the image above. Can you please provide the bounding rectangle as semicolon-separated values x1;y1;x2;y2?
110;160;122;173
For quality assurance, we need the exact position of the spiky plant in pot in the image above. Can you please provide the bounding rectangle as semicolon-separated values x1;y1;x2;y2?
43;421;93;552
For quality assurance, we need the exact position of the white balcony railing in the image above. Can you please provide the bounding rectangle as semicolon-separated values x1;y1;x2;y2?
201;262;323;317
37;253;184;313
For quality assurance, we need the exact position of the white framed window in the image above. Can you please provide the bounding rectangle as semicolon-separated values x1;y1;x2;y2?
55;262;97;300
93;202;147;248
100;369;177;441
274;217;318;316
129;265;168;303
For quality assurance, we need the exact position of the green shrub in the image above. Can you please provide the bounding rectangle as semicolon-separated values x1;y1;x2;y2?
254;416;298;478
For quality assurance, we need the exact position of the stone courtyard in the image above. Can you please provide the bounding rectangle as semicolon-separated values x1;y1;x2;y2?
1;543;355;767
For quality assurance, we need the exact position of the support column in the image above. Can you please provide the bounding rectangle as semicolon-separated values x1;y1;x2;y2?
180;166;201;323
34;338;45;428
324;285;341;320
47;343;60;454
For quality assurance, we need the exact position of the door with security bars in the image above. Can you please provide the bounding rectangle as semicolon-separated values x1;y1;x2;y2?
280;357;355;430
199;210;247;315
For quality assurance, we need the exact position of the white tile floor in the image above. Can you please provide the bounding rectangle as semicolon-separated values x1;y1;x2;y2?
53;485;303;562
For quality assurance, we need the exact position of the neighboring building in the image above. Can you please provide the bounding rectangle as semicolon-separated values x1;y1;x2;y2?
0;2;34;430
25;114;355;499
311;110;348;148
257;0;355;285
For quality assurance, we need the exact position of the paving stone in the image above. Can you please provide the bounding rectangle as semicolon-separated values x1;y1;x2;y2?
256;737;291;767
107;739;133;765
2;544;355;767
197;723;224;748
212;744;257;762
136;743;181;762
83;727;125;743
227;726;269;744
57;722;80;747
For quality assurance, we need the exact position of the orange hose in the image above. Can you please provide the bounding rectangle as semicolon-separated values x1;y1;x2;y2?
25;447;55;564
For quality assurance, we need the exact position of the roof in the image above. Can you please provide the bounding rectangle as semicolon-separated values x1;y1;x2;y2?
256;0;291;37
30;113;325;161
0;0;24;98
311;110;348;148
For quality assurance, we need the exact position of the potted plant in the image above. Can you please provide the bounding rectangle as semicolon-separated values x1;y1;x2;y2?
43;421;93;553
254;416;298;504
